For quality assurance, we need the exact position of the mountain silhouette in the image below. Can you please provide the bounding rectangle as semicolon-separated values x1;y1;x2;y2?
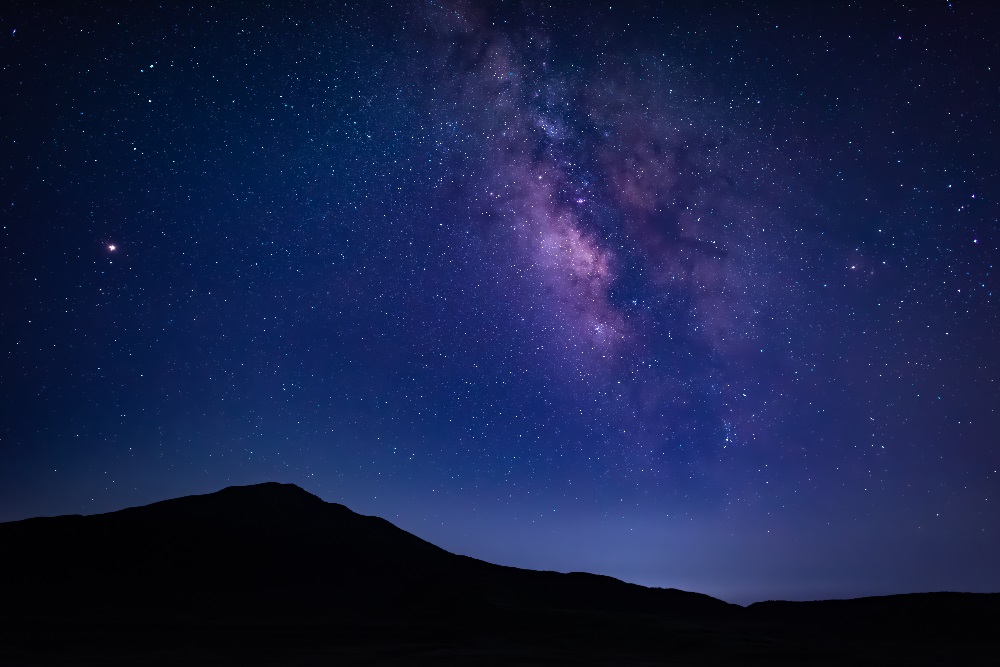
1;482;732;618
2;483;997;665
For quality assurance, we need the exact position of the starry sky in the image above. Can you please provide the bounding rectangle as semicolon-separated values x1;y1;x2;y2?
2;1;998;605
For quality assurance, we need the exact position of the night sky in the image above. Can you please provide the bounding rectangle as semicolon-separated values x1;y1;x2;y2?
2;1;998;605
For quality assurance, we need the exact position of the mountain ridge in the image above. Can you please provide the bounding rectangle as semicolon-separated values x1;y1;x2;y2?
1;482;737;620
3;482;998;665
4;482;996;611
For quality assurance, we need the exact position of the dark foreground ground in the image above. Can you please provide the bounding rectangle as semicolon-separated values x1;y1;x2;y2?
2;602;996;666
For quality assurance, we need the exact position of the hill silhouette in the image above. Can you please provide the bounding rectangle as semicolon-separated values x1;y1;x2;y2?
1;482;732;618
2;482;997;665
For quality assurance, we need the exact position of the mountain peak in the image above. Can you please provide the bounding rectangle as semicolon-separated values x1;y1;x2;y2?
214;481;324;501
108;480;336;526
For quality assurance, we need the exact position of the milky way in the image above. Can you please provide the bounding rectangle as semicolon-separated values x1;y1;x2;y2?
404;3;815;489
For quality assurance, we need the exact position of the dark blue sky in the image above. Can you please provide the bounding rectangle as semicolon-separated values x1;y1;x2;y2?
2;1;997;605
